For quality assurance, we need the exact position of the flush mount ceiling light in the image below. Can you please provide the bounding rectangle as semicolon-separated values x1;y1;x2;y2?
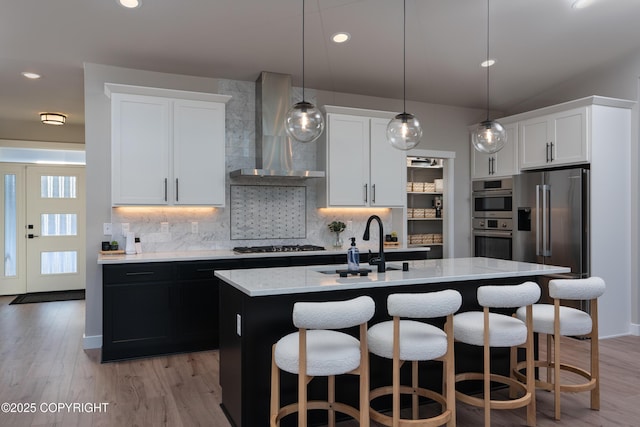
480;59;496;68
284;0;325;143
40;113;66;126
572;0;594;9
22;72;41;79
119;0;141;9
386;0;422;151
331;32;351;43
471;0;507;154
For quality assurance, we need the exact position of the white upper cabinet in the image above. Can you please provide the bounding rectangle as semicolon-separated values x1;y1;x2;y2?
471;122;518;179
318;106;405;208
106;84;231;206
519;106;588;170
369;117;406;206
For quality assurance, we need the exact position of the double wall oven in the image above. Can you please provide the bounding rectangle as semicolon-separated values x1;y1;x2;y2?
472;178;513;260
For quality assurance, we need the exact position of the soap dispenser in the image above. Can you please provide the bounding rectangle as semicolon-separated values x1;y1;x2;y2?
347;237;360;272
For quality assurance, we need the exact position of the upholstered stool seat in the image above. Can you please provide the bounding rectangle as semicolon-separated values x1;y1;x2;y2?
516;304;592;336
513;277;605;420
453;281;540;427
368;290;462;427
270;295;375;427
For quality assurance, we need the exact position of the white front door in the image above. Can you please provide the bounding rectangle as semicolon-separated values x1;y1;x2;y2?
25;166;86;293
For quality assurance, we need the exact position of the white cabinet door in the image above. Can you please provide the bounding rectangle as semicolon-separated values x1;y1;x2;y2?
326;114;369;207
519;115;550;170
173;99;226;206
520;107;588;170
551;107;588;165
111;94;170;205
369;118;405;206
471;122;518;179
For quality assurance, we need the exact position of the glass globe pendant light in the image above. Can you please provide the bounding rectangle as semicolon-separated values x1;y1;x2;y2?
387;0;422;151
471;0;506;154
284;0;324;143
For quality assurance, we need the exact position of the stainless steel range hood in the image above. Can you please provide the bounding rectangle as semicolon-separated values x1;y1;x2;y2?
230;72;325;179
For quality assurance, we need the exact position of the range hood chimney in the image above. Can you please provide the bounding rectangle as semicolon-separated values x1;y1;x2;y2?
230;71;325;179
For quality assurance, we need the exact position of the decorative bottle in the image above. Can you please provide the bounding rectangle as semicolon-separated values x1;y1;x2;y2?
347;237;360;272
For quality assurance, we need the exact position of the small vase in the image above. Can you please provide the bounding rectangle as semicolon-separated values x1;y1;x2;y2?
333;231;344;248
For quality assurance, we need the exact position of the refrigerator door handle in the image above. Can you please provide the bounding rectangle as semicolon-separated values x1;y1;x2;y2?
542;184;551;256
536;184;541;256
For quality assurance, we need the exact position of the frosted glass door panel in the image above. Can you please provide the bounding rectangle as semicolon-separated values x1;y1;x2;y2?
41;251;78;275
41;175;77;198
41;213;77;236
4;174;17;277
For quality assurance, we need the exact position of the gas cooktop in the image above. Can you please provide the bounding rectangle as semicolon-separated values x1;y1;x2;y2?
232;245;326;254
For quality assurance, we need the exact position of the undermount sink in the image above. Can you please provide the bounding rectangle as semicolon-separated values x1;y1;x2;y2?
315;264;402;275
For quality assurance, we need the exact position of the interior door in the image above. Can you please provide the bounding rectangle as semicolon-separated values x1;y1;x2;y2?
25;166;86;293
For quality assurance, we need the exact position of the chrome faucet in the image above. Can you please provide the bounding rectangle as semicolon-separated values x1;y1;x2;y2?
363;215;386;273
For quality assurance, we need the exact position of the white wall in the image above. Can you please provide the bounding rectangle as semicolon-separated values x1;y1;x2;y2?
84;63;486;345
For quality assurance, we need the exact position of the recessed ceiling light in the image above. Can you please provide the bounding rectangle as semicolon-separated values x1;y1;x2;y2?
119;0;141;8
480;59;496;68
572;0;593;9
40;113;67;126
22;72;41;79
331;32;351;43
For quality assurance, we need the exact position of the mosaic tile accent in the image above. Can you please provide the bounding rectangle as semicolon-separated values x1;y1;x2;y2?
230;185;306;240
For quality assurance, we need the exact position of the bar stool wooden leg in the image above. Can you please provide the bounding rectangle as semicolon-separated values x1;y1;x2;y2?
328;375;335;427
412;360;419;419
591;300;600;411
525;305;536;427
483;308;491;427
298;328;307;427
445;318;456;427
271;345;280;427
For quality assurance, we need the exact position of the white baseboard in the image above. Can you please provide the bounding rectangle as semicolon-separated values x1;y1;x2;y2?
630;323;640;336
83;334;102;350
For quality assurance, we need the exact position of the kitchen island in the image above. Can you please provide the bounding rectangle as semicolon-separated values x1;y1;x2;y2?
215;257;569;427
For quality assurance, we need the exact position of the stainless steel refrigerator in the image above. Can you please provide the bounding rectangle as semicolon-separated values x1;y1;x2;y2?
512;167;590;308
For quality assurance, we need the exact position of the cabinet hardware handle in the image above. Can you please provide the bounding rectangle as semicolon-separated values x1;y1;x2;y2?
488;158;492;175
545;143;549;162
176;178;179;202
549;141;554;162
364;183;368;203
125;271;155;276
372;184;376;203
164;178;168;202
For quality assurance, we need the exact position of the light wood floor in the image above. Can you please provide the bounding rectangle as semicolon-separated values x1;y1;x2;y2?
0;296;639;427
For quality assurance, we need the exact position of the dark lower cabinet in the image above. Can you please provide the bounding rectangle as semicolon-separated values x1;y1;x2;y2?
102;250;428;362
102;263;175;362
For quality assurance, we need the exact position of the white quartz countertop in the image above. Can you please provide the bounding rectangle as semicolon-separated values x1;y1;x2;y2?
97;246;430;264
214;257;571;297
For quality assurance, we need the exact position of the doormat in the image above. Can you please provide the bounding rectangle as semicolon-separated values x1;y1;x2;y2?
9;290;85;305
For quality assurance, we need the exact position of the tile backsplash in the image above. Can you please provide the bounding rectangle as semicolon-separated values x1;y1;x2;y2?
110;78;396;252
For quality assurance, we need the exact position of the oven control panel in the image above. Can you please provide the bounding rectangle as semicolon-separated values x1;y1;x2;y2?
472;218;513;231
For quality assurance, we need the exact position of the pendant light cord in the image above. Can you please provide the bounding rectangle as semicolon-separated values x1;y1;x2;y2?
485;0;490;122
403;0;407;114
301;0;306;102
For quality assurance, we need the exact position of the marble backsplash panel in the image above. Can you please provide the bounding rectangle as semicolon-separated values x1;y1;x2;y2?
110;78;397;253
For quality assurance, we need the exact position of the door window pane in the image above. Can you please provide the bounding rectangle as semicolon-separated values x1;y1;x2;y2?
4;174;17;277
41;214;77;236
41;176;77;198
41;251;77;275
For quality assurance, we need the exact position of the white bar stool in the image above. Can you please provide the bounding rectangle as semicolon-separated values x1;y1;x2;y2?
453;281;540;427
367;290;462;427
512;276;605;420
270;295;375;427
